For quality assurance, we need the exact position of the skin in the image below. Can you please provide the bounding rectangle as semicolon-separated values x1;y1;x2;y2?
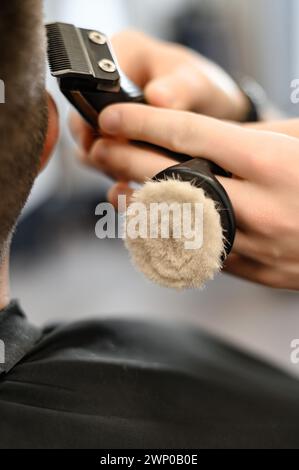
0;257;10;311
70;31;299;291
0;94;59;311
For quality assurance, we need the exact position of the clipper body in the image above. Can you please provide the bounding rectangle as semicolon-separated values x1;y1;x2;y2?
47;22;144;128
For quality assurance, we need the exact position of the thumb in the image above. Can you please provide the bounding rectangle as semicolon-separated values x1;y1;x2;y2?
144;69;203;111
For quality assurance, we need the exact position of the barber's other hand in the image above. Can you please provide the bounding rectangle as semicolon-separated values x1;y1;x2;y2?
70;30;250;156
91;103;299;291
112;31;249;118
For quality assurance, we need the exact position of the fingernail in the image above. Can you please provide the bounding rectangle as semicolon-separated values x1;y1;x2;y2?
99;109;121;135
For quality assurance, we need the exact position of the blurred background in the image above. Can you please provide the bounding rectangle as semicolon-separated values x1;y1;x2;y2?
11;0;299;376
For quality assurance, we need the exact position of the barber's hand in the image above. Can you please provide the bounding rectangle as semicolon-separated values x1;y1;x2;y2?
89;102;299;290
70;30;250;155
112;31;249;118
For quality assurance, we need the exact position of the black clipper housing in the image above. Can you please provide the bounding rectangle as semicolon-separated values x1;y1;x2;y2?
46;22;144;128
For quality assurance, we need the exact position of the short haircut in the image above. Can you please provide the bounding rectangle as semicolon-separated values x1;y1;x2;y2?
0;0;48;260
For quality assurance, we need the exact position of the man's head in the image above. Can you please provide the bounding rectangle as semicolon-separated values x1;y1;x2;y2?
0;0;58;260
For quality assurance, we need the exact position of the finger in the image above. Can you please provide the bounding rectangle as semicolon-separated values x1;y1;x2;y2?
231;230;277;267
112;30;152;87
69;112;96;153
89;139;176;183
216;177;256;232
232;229;299;270
99;104;264;178
108;183;134;210
224;254;283;288
232;231;262;261
145;67;206;111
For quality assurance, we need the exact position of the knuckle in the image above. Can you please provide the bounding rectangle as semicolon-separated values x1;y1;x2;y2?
266;244;283;262
259;244;283;267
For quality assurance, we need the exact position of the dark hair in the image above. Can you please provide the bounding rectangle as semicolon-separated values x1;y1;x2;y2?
0;0;48;258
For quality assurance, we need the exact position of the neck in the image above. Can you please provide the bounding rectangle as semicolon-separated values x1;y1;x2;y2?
0;255;10;311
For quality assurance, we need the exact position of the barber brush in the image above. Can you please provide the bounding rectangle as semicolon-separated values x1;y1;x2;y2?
46;22;236;289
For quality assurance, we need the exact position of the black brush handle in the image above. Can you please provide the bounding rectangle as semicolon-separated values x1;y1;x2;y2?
155;159;236;257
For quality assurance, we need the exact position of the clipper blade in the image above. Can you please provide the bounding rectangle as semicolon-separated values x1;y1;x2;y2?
46;23;91;76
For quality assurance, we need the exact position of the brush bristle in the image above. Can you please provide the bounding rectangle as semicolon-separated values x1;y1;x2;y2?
46;23;90;75
125;180;225;290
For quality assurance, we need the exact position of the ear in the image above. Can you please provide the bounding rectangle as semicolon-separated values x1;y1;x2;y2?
40;93;59;172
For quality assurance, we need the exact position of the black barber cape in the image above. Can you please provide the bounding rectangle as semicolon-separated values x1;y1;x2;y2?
0;302;299;449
